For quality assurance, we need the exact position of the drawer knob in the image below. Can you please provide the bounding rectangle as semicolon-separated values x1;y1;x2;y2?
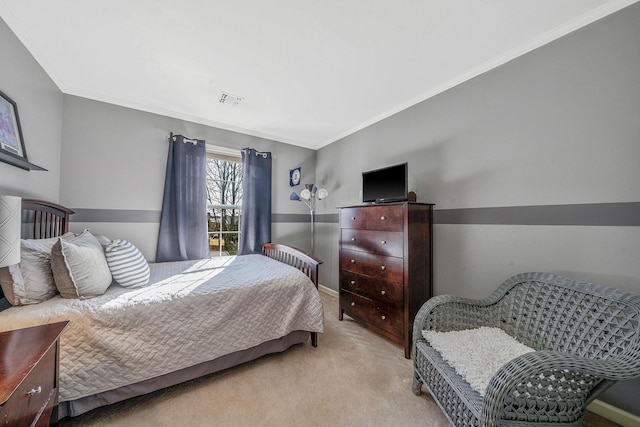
351;237;356;241
381;240;386;244
381;265;386;270
351;259;355;263
26;386;42;396
381;315;386;320
351;216;356;220
351;302;355;307
380;216;386;220
350;280;355;285
381;290;386;295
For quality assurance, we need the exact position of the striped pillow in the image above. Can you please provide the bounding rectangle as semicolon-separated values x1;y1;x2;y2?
104;239;150;288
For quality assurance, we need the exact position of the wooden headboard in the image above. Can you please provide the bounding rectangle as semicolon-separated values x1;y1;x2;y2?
2;199;74;304
21;198;75;239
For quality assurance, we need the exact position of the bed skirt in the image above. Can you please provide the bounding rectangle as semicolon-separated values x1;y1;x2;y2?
58;330;310;419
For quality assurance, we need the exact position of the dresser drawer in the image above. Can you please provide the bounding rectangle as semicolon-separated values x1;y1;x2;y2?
341;229;403;257
341;271;403;307
340;290;403;338
340;249;403;283
363;205;404;231
340;205;404;231
340;208;368;229
0;344;56;427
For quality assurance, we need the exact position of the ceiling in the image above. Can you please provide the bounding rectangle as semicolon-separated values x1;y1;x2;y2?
0;0;636;150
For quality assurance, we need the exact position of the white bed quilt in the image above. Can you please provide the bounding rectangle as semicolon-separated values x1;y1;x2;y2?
0;254;324;402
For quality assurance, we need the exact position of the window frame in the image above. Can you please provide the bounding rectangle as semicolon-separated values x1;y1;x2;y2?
205;145;243;257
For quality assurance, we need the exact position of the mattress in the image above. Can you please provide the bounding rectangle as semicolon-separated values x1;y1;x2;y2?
0;254;324;402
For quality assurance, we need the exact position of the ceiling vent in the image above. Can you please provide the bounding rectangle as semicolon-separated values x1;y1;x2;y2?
219;92;243;106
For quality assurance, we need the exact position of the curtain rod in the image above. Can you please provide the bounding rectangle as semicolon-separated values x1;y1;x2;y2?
167;132;199;145
242;148;268;158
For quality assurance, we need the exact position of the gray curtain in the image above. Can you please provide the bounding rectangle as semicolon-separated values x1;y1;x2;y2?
155;134;208;262
239;148;272;255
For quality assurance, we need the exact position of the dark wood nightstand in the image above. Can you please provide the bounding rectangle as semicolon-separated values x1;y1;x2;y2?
0;321;68;427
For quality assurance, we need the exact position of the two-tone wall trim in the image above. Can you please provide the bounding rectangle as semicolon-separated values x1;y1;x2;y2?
272;213;338;223
72;208;160;223
71;202;640;226
292;202;640;226
434;202;640;226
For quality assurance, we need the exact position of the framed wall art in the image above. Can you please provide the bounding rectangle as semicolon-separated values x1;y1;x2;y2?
290;167;301;186
0;90;45;171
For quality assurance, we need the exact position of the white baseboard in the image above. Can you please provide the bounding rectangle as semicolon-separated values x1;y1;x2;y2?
587;399;640;427
318;284;338;298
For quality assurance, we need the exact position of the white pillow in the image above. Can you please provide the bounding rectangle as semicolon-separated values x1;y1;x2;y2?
422;327;534;396
92;233;112;249
104;239;150;288
0;233;74;305
51;230;112;299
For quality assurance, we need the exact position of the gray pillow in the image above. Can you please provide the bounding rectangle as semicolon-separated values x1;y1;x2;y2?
51;230;112;299
0;234;73;305
0;266;20;305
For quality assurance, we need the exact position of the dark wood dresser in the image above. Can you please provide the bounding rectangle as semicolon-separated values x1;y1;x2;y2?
338;202;433;358
0;321;68;427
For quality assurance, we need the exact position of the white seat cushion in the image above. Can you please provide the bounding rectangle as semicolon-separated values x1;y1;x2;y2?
422;327;534;396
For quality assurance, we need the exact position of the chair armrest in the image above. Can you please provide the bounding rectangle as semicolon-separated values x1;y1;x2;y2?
482;350;640;425
412;294;497;346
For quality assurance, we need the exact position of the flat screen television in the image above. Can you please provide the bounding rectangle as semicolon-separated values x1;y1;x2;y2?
362;162;408;203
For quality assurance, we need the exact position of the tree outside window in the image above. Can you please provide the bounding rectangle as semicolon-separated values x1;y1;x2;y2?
206;154;242;256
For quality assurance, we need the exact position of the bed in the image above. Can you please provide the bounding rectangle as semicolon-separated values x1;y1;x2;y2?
0;199;324;419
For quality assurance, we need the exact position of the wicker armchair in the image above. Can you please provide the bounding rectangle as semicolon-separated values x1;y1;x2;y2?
412;272;640;427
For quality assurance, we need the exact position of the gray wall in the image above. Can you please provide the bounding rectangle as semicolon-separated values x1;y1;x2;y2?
60;95;317;260
0;17;63;200
315;4;640;415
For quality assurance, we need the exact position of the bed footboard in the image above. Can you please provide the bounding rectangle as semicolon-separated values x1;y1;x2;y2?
261;243;322;347
261;243;322;288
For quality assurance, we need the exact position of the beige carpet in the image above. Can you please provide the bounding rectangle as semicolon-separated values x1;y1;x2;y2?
60;291;619;427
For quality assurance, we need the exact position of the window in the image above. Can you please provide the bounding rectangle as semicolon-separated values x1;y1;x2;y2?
206;147;242;256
